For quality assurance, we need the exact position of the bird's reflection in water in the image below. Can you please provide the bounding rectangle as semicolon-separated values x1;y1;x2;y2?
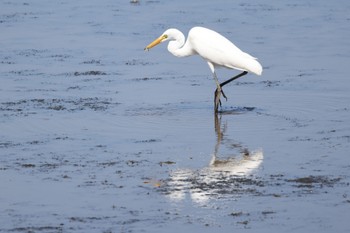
210;113;263;174
165;113;263;204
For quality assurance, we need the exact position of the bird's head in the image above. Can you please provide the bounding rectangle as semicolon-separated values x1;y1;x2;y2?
144;33;169;51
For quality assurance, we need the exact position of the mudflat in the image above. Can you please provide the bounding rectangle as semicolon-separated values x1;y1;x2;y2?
1;1;349;232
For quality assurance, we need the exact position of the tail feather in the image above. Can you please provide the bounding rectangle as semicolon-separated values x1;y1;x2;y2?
245;58;263;75
238;52;263;75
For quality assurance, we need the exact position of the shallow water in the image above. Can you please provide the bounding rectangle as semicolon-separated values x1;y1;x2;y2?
1;0;350;232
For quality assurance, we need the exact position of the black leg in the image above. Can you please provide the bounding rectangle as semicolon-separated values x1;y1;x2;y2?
215;71;248;100
220;71;248;88
214;71;248;112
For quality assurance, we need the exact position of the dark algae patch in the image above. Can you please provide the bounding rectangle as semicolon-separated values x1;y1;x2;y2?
287;175;342;188
0;98;120;115
73;71;107;76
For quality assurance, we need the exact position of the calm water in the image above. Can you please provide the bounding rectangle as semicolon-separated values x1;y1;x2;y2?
1;0;350;232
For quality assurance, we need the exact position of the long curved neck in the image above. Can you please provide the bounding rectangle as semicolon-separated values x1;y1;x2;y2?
167;32;193;57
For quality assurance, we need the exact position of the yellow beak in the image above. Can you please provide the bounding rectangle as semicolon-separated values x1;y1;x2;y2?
144;36;163;51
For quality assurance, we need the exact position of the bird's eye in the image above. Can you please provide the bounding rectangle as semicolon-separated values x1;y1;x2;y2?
163;35;168;39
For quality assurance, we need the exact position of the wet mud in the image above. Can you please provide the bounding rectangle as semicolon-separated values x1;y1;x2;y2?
1;0;350;233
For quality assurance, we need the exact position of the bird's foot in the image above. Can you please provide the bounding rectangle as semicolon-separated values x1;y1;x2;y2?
214;87;226;112
214;88;220;112
221;88;227;101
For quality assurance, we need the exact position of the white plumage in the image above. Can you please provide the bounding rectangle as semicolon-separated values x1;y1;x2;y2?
145;26;263;112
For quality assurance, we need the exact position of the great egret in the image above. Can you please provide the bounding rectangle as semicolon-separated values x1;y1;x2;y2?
144;26;262;112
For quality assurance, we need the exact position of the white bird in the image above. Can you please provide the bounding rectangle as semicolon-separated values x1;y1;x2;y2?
144;26;262;112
